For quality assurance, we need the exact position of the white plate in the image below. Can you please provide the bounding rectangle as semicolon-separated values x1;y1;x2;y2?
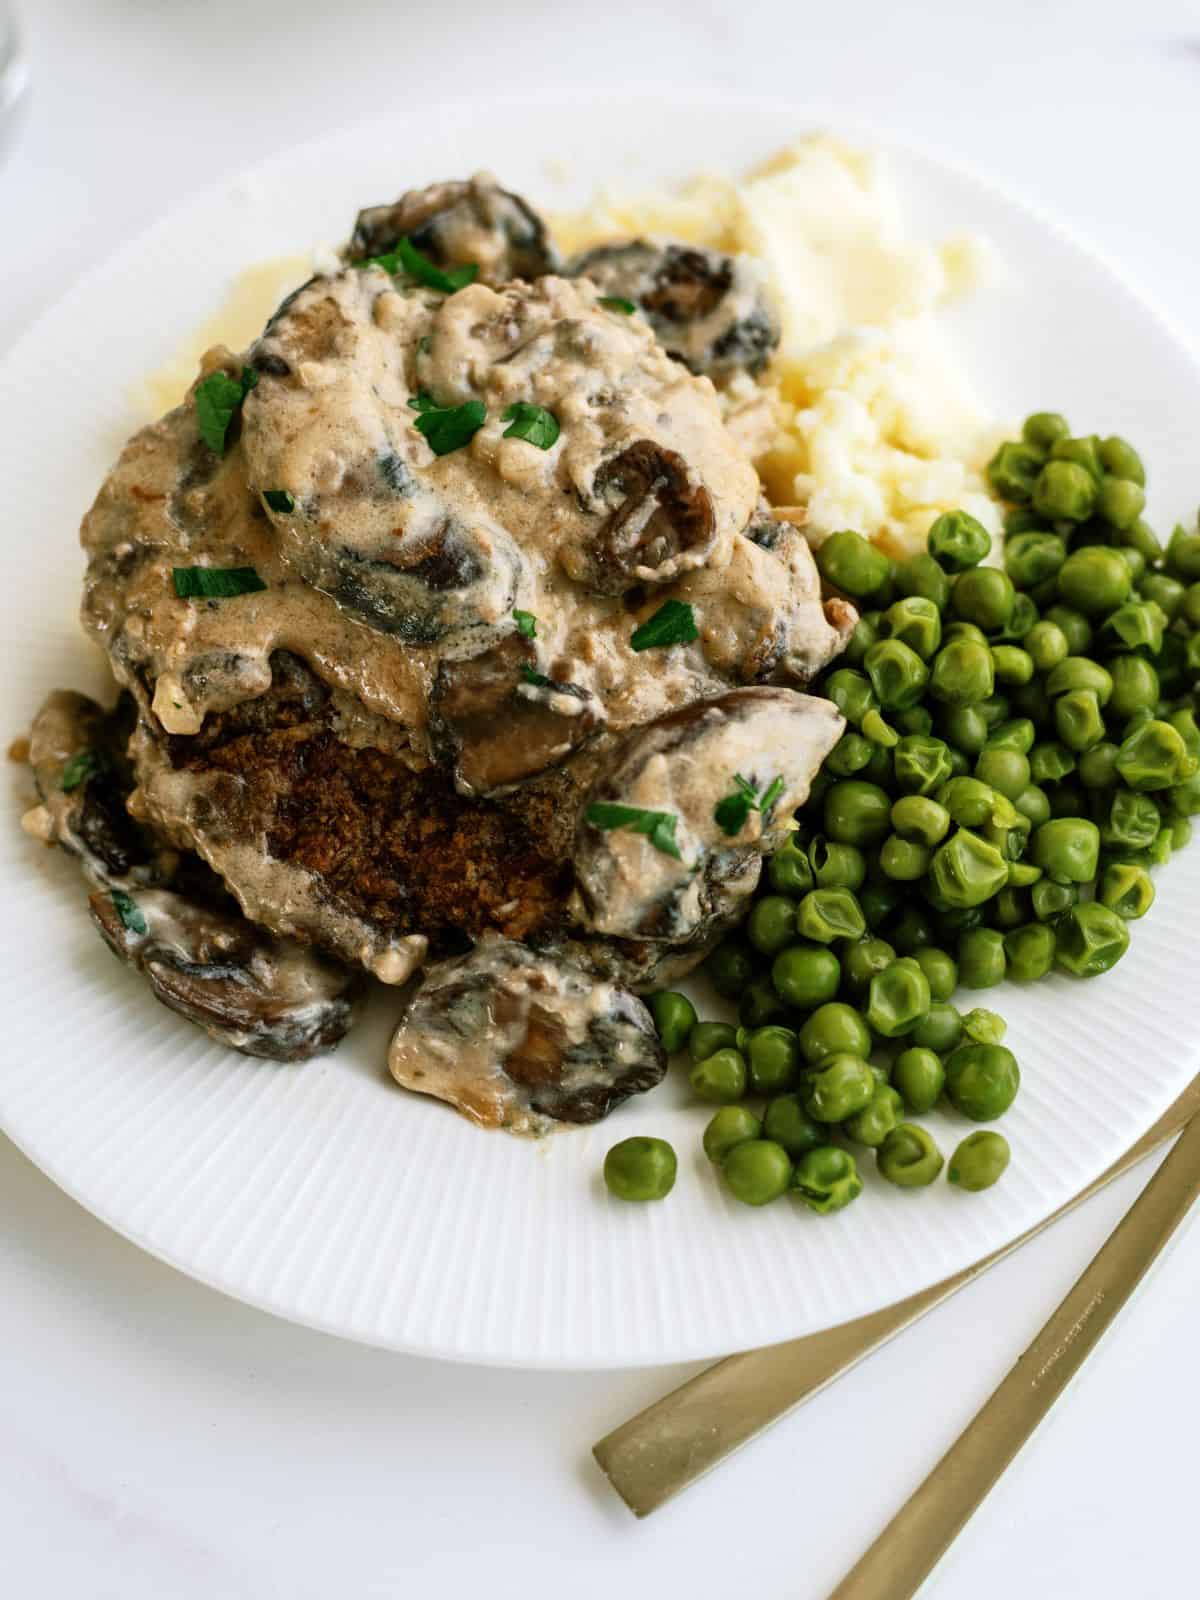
3;91;1199;1369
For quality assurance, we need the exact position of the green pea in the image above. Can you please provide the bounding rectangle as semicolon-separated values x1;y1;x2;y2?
1139;571;1186;621
768;837;815;896
958;1008;1004;1045
745;894;797;956
1003;921;1056;981
1100;789;1161;851
816;529;892;601
762;1093;824;1159
913;946;958;1002
1167;708;1200;761
1029;741;1076;785
957;927;1007;989
1182;583;1200;630
770;942;840;1009
859;880;903;930
895;705;935;736
864;638;929;710
974;747;1031;802
891;794;951;847
844;1083;904;1147
883;595;943;659
951;567;1016;632
936;776;999;828
798;1001;872;1065
1044;657;1112;707
986;718;1036;756
988;439;1044;502
944;1043;1020;1119
877;1123;945;1187
1116;719;1196;791
1051;435;1104;479
1006;859;1043;888
1030;817;1100;883
928;509;992;572
1097;435;1145;485
843;613;881;668
942;620;988;647
861;709;899;748
893;552;951;611
978;695;1012;733
739;975;788;1029
791;1146;863;1214
1056;546;1133;615
888;904;936;956
825;731;875;777
1042;604;1091;654
604;1137;677;1201
698;1106;762;1172
1096;475;1145;531
648;991;697;1053
1118;517;1165;563
889;1047;944;1114
948;1130;1011;1192
689;1047;747;1105
824;668;878;727
1033;459;1096;522
1172;816;1193;850
1099;862;1155;920
795;888;866;944
1014;784;1051;828
840;937;897;994
1144;827;1174;867
689;1021;739;1063
946;747;972;778
912;1002;963;1055
989;886;1029;930
879;833;930;880
930;638;995;706
1054;688;1106;752
721;1139;793;1206
1006;530;1066;590
892;734;955;796
937;704;989;757
824;780;892;846
1023;412;1071;452
989;646;1034;688
1003;591;1040;641
1077;742;1120;791
1166;523;1200;582
1055;903;1131;977
1022;619;1068;674
860;742;894;788
866;958;932;1038
928;828;1009;909
801;1053;876;1123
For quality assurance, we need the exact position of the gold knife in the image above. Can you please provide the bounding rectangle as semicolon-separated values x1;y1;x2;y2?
830;1104;1200;1599
594;1078;1200;1518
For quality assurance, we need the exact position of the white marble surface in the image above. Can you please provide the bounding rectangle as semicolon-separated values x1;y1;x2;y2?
3;3;1200;1595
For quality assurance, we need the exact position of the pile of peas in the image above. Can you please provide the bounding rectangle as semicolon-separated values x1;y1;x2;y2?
604;415;1200;1212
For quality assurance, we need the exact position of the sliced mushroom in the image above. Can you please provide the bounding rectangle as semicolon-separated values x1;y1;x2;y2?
346;174;561;285
570;239;780;383
572;686;844;942
90;886;364;1062
585;440;716;595
25;689;174;888
387;932;666;1134
668;515;857;687
428;633;605;796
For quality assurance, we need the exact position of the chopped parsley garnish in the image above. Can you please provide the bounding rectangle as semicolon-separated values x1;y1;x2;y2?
502;402;560;450
407;391;487;456
513;609;538;640
630;599;699;652
599;296;637;314
60;749;101;792
585;802;683;861
111;889;147;937
363;236;479;294
263;489;295;514
520;664;553;688
714;772;786;837
173;566;267;600
194;366;258;455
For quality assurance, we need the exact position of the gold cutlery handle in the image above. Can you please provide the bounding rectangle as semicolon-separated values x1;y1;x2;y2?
593;1081;1200;1518
830;1110;1200;1600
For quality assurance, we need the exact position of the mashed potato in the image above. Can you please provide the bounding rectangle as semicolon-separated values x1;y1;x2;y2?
555;136;1005;558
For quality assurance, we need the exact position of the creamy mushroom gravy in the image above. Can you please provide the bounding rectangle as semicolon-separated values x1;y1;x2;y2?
52;176;862;1113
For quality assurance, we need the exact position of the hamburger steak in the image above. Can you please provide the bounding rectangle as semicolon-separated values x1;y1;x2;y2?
23;177;852;1133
